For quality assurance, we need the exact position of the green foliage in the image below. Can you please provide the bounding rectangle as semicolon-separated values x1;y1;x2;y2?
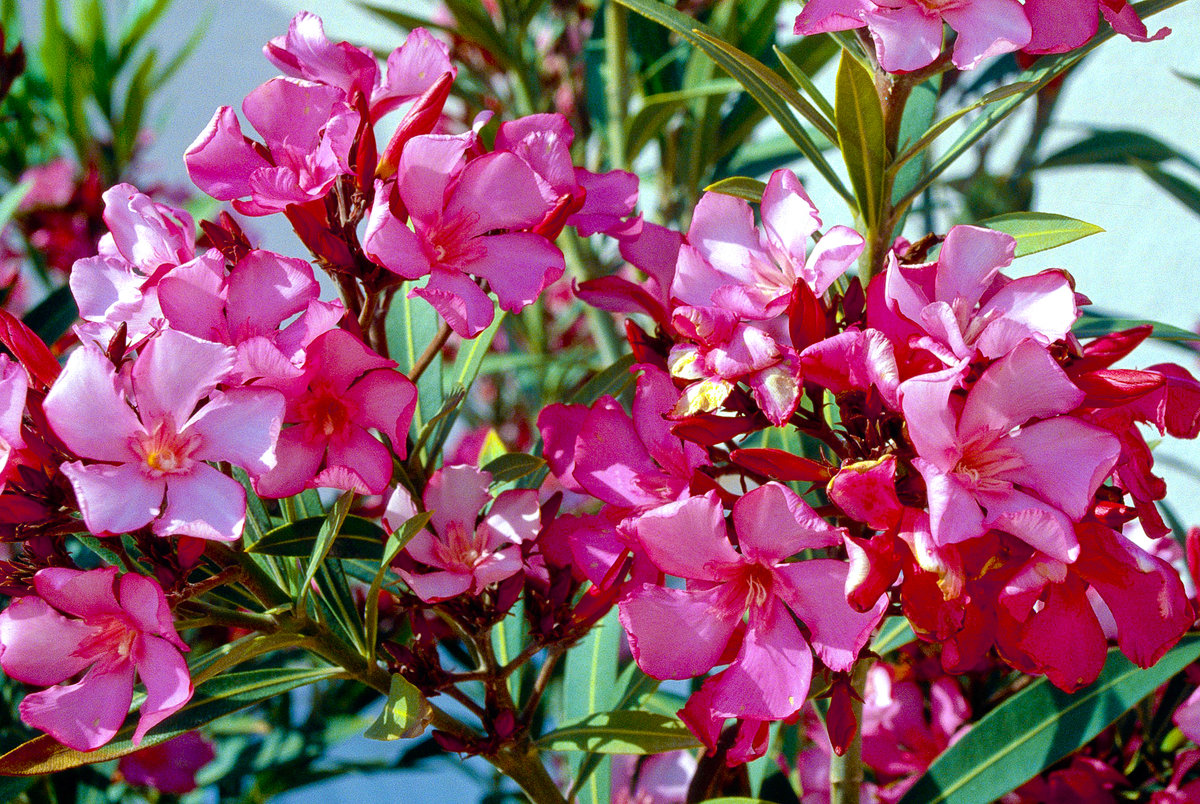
979;211;1104;256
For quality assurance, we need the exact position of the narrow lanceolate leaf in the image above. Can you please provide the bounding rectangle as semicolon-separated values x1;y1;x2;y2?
366;510;432;657
979;212;1104;256
1074;311;1200;345
0;666;342;775
249;515;387;559
872;617;916;655
891;75;939;208
568;353;637;405
364;674;433;741
564;607;622;804
537;710;702;754
1131;160;1200;218
898;636;1200;804
1037;129;1200;172
481;452;547;486
298;490;354;609
0;180;30;230
834;51;887;229
704;176;767;202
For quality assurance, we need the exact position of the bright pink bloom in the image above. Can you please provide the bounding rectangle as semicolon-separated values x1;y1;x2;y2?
158;248;344;384
611;750;697;804
254;329;417;497
1024;0;1169;54
185;78;358;216
576;222;682;327
0;567;191;750
265;12;454;120
0;354;27;493
794;0;1031;72
900;340;1120;561
385;465;538;602
43;330;284;541
877;225;1079;366
362;133;564;337
619;485;885;744
119;731;215;793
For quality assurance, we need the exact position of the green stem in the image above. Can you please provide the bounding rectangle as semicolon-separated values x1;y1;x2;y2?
604;1;629;170
830;660;871;804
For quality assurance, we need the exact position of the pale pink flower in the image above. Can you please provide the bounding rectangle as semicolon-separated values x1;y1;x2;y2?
900;340;1120;561
794;0;1031;72
611;751;697;804
0;567;191;750
43;329;284;541
253;329;417;497
384;465;538;602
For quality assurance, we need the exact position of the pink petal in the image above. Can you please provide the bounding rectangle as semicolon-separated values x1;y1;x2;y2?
425;465;492;536
575;397;674;508
974;270;1079;358
242;77;343;152
156;464;246;542
303;328;393;392
363;193;434;279
943;0;1031;70
33;566;122;619
734;482;844;561
980;489;1080;562
934;225;1015;312
157;255;228;341
618;222;680;304
343;368;418;449
132;635;192;744
1100;0;1170;42
265;11;377;97
43;343;144;462
866;5;944;73
632;494;741;581
132;330;235;427
184;107;271;201
0;596;94;685
483;489;540;545
411;268;495;337
382;485;419;533
226;250;320;336
397;134;473;227
398;568;472;602
447;151;552;235
913;459;985;546
253;427;325;498
570;167;638;236
468;232;565;313
899;364;966;470
20;663;135;751
323;425;394;495
803;224;865;296
495;113;577;196
374;28;455;116
188;388;284;476
61;462;164;536
536;402;590;492
776;559;886;672
1023;0;1097;53
633;364;705;477
706;597;812;719
618;583;742;679
1002;416;1120;519
793;0;871;33
761;169;821;268
1009;580;1107;691
470;549;523;589
119;573;184;646
958;340;1084;438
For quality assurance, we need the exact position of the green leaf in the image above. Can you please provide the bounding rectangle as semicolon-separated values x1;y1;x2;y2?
979;212;1104;256
538;710;702;754
704;176;767;202
388;284;444;434
568;353;637;405
572;661;663;796
773;44;835;124
899;636;1200;804
298;491;354;609
364;674;433;741
1131;159;1200;218
482;452;547;486
564;607;622;804
1038;128;1199;172
0;666;341;775
249;514;387;559
1176;70;1200;91
0;180;30;230
834;50;887;229
891;75;939;207
365;510;432;656
353;1;450;34
613;0;852;203
1073;310;1200;344
872;617;916;655
21;278;77;348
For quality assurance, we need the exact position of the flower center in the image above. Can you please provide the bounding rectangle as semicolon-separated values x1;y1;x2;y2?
297;384;353;439
132;417;201;477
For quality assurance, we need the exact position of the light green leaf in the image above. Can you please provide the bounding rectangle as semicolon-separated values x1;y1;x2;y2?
899;636;1200;804
538;710;702;754
564;607;622;804
1073;311;1200;345
364;674;433;741
0;181;30;231
704;176;767;202
298;490;354;610
568;353;637;405
891;75;939;207
872;617;916;655
366;510;432;658
979;212;1104;256
249;514;387;559
482;452;548;486
774;44;835;124
835;50;886;229
0;666;341;775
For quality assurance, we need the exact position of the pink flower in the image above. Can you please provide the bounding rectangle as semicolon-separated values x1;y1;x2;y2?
384;465;538;602
1024;0;1169;54
619;485;886;750
43;329;284;541
119;731;215;793
0;354;27;494
0;567;191;750
611;750;697;804
794;0;1031;72
362;132;565;337
900;340;1120;561
157;248;344;384
253;329;417;497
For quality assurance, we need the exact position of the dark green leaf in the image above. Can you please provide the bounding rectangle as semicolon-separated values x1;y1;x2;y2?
537;710;702;754
899;636;1200;804
364;674;432;741
1073;310;1200;344
1038;129;1199;172
979;212;1104;256
564;607;622;803
872;617;917;655
704;176;767;202
298;491;354;609
249;513;386;559
0;666;341;775
482;452;547;485
567;353;637;405
773;44;835;124
21;284;77;347
1131;160;1200;217
834;50;886;228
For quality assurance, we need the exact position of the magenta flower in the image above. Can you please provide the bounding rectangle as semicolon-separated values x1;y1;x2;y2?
185;78;358;216
362;133;565;337
1024;0;1169;54
0;354;27;493
384;465;539;602
118;731;215;794
157;248;344;384
0;567;191;750
900;340;1121;561
794;0;1031;72
253;329;417;497
43;329;284;541
619;485;886;734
